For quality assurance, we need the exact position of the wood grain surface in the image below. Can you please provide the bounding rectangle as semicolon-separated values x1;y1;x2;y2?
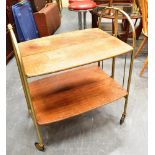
29;66;128;125
18;28;133;77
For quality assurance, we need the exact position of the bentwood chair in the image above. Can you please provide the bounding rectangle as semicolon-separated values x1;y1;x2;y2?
134;0;148;76
8;6;135;151
91;0;141;42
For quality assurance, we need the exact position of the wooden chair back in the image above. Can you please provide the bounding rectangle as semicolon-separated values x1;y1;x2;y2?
139;0;148;36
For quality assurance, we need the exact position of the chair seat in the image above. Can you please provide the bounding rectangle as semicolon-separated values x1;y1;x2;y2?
69;0;92;3
68;1;96;10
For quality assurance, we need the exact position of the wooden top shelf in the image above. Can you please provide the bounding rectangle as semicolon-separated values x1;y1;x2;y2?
29;66;128;125
18;28;133;78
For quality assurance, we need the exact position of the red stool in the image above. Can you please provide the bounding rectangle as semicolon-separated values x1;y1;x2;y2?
69;0;92;3
68;1;96;29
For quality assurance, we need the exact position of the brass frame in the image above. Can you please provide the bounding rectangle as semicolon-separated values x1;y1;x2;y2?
98;7;136;124
7;6;135;151
7;24;44;150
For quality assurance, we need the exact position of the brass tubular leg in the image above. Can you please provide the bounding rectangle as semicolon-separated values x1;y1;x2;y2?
15;55;31;115
15;56;44;149
120;96;128;125
78;12;82;30
122;54;127;87
8;24;44;150
120;50;135;125
19;72;44;147
140;56;148;77
111;10;118;79
135;36;147;58
23;78;44;150
97;7;136;125
111;57;115;78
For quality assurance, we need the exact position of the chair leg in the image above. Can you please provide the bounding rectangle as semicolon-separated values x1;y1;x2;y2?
120;49;135;125
140;56;148;77
120;96;128;125
135;36;147;58
98;61;100;67
83;11;87;29
111;57;115;78
78;12;82;30
33;119;44;151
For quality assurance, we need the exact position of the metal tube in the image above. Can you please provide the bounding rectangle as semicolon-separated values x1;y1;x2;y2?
122;54;127;87
111;10;118;78
118;10;136;121
111;57;115;78
8;24;44;146
121;52;135;121
98;7;136;124
78;12;82;30
15;55;31;114
122;50;134;115
102;61;104;69
83;11;87;29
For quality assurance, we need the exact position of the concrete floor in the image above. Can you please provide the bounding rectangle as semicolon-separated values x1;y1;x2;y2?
7;9;148;155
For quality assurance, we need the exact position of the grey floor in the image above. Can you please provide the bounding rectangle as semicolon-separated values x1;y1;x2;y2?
7;8;148;155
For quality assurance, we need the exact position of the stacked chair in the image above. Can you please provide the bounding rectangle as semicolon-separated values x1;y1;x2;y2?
91;0;141;42
134;0;148;76
68;0;97;29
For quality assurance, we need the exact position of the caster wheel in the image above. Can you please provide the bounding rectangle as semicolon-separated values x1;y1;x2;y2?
120;114;126;125
120;117;124;125
35;142;45;151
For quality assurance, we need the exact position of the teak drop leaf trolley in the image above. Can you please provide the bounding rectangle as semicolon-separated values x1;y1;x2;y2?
8;7;135;151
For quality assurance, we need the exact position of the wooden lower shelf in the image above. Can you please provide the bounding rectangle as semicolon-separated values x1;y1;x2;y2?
29;66;127;125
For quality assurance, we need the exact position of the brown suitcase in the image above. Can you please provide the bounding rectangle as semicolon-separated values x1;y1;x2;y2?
33;3;61;37
30;0;47;12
